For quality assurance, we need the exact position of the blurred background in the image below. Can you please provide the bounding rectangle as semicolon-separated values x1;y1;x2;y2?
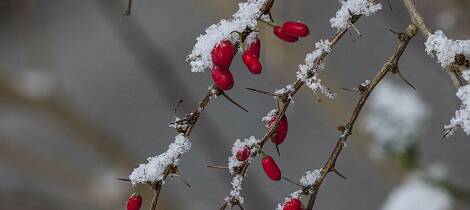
0;0;469;209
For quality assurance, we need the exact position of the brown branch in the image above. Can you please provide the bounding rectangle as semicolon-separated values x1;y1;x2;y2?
220;15;363;209
402;0;465;89
145;1;276;209
304;23;418;210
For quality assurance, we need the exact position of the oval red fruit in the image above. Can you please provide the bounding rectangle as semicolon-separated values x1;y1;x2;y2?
261;156;282;181
242;52;262;75
282;22;310;37
211;65;234;90
273;26;299;43
247;38;261;58
211;40;235;68
269;115;288;145
283;198;303;210
236;146;250;161
126;194;142;210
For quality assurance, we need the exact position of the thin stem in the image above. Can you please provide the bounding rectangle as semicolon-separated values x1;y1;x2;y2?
305;23;418;210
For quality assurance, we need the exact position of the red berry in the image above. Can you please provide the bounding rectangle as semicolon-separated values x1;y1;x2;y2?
261;155;281;181
273;26;299;43
247;38;261;58
283;198;303;210
236;146;251;161
211;40;235;68
126;194;142;210
282;22;310;37
268;115;288;145
211;65;234;90
242;52;262;75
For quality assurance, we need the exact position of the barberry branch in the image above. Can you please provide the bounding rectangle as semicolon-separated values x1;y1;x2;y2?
402;0;465;89
304;23;418;210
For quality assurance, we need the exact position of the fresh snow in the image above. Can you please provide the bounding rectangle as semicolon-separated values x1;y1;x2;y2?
129;134;191;185
425;30;470;67
329;0;382;30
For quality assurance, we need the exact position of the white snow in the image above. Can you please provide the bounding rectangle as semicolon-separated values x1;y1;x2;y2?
297;39;336;99
129;134;191;185
380;175;452;210
329;0;382;30
275;190;303;210
445;84;470;136
187;0;267;72
261;109;278;127
299;169;322;187
425;30;470;68
362;80;429;158
225;175;245;205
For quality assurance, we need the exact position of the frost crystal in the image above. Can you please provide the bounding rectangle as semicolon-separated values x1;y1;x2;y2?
445;84;470;136
363;80;429;158
187;0;266;72
425;30;470;67
380;175;452;210
225;175;245;205
329;0;382;30
297;39;336;98
275;190;303;210
129;134;191;185
299;169;322;187
261;109;278;127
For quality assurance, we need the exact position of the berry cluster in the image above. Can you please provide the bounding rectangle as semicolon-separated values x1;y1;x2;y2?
210;21;310;91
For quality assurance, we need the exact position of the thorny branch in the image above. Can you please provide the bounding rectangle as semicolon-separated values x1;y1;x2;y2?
402;0;466;89
146;0;275;209
304;23;418;210
220;14;364;209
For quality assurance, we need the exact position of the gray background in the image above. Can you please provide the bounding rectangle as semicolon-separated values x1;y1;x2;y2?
0;0;469;209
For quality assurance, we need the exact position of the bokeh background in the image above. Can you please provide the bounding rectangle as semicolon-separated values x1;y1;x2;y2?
0;0;469;209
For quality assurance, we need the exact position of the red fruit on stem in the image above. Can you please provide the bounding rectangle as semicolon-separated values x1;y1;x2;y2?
236;146;251;161
247;38;261;58
282;21;310;37
283;198;303;210
261;155;282;181
269;115;288;145
211;40;235;68
242;52;262;75
126;194;142;210
211;65;234;90
273;26;299;43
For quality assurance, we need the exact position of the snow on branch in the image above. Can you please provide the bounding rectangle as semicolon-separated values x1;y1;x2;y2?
129;134;191;185
425;30;470;68
275;169;322;210
445;70;470;136
187;0;267;72
297;39;336;98
329;0;382;30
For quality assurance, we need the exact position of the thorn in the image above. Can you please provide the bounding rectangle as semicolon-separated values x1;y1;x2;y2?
246;87;276;96
275;144;281;157
117;178;131;182
386;0;393;11
349;22;362;37
340;87;359;92
395;71;416;90
206;165;229;170
331;169;347;180
282;177;304;188
347;29;356;42
123;0;133;16
171;174;191;188
174;99;184;116
221;92;249;112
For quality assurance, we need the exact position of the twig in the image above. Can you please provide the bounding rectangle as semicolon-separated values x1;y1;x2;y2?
304;23;418;210
402;0;464;89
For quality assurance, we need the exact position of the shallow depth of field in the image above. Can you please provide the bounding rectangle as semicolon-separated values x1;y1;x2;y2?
0;0;469;210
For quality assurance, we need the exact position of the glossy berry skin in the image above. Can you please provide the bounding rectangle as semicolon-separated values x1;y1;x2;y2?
247;38;261;58
236;146;251;161
211;65;234;90
282;22;310;37
242;52;262;75
273;26;299;43
269;115;288;145
126;194;142;210
211;40;235;68
261;156;282;181
283;198;303;210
